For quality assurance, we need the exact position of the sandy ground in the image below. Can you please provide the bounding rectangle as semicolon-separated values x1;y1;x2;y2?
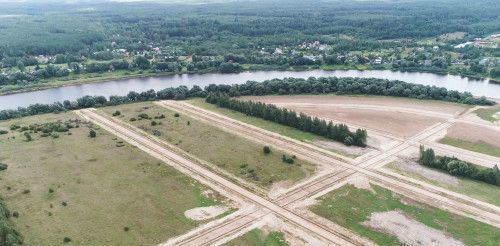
313;140;372;156
184;205;230;221
242;95;467;116
446;123;500;147
391;158;459;186
242;95;449;138
363;210;464;246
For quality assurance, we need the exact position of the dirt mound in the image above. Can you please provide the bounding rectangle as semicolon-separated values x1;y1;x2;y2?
363;210;464;246
184;205;229;221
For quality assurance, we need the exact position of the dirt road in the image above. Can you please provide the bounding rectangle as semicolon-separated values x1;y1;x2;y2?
160;101;500;227
76;109;370;246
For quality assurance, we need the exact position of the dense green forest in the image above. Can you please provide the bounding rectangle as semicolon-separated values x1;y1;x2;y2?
0;0;499;93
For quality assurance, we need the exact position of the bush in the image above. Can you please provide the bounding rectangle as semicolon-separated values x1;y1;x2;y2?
138;113;149;119
22;189;30;194
282;155;294;164
263;146;271;154
112;110;121;116
123;227;130;232
12;211;19;218
0;130;8;135
174;113;180;117
89;129;96;138
63;237;72;243
129;117;137;122
151;120;157;126
49;188;54;193
61;201;68;206
24;132;32;141
0;163;7;171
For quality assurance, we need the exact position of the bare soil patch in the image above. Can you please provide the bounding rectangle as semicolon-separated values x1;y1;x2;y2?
313;140;371;156
363;210;464;246
243;95;467;116
184;205;230;221
242;95;451;138
446;123;500;147
390;158;459;186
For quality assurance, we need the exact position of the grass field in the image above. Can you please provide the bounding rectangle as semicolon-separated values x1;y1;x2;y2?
311;184;500;245
474;107;500;122
0;112;226;245
187;99;357;157
100;102;315;189
440;137;500;157
385;162;500;206
225;229;288;246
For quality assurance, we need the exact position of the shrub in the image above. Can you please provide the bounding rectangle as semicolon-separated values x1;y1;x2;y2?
49;188;54;193
263;146;271;154
51;133;59;139
174;113;180;117
0;130;8;135
282;155;294;164
89;129;96;138
187;121;191;125
22;189;30;194
0;163;7;171
12;211;19;218
112;110;121;116
124;227;130;232
151;120;157;126
61;201;67;206
63;237;71;243
138;113;149;119
24;132;32;141
9;124;20;130
129;117;137;122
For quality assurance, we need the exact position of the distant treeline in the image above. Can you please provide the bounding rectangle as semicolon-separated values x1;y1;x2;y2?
206;93;367;147
0;77;495;121
419;146;500;186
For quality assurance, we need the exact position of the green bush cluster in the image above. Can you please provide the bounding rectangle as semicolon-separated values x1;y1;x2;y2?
206;93;368;147
0;163;7;171
0;199;23;245
419;146;500;186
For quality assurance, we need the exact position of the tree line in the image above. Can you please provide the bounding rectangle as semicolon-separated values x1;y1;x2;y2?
0;76;495;121
206;93;367;147
419;146;500;186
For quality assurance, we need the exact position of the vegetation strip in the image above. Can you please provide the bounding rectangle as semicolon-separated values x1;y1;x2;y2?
206;93;367;147
0;76;494;122
419;146;500;186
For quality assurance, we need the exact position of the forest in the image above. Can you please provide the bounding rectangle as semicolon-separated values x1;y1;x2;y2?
0;0;499;92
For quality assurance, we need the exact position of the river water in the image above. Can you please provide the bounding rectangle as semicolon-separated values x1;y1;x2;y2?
0;69;499;110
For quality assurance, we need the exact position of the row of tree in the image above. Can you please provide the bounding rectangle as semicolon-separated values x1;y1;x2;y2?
204;77;495;105
206;93;367;147
419;146;500;186
0;76;495;121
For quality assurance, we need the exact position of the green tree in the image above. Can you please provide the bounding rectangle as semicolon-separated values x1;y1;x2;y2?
89;129;96;138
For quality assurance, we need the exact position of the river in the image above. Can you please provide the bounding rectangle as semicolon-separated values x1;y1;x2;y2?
1;69;499;110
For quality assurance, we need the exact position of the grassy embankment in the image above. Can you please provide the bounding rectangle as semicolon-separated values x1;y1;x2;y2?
440;137;500;157
100;102;314;189
0;112;225;245
474;107;500;122
385;162;500;206
225;229;288;246
188;98;356;157
311;184;500;245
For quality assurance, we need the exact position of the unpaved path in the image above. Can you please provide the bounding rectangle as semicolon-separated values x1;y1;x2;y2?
161;101;500;227
76;109;367;246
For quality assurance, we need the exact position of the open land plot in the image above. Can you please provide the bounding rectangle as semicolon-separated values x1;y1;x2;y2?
188;98;370;158
474;107;500;122
241;95;460;138
310;183;500;246
385;159;500;206
100;102;315;189
225;228;288;246
440;123;500;157
0;112;229;245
